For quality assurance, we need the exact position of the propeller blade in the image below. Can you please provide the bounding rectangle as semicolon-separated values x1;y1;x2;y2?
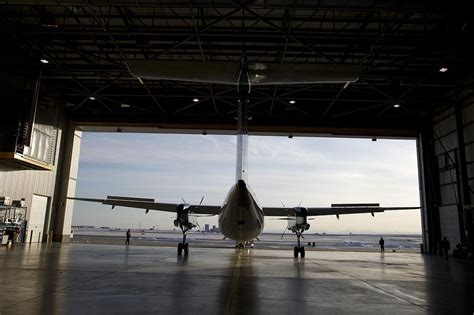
280;200;286;208
199;196;204;205
195;221;206;236
298;200;303;207
280;227;288;239
181;197;186;204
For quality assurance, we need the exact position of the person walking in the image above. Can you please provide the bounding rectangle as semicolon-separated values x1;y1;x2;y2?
441;236;450;259
126;229;131;245
379;236;385;253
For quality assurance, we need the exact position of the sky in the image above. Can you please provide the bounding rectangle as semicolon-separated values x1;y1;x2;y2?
72;133;422;234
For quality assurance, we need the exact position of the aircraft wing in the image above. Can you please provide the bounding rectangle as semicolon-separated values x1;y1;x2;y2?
263;204;420;217
69;196;221;215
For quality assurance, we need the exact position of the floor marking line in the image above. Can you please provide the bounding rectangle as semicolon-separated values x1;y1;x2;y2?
225;252;242;315
310;260;430;311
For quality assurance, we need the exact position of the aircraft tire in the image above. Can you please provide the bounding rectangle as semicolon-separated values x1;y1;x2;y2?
184;243;189;255
294;247;298;258
300;247;305;258
178;243;183;255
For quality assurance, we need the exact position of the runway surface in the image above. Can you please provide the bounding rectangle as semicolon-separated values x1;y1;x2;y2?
0;243;473;314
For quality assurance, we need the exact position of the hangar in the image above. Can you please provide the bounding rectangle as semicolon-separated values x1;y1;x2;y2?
0;1;473;256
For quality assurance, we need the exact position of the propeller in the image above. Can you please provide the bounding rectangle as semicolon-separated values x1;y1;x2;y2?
280;226;288;239
195;220;206;236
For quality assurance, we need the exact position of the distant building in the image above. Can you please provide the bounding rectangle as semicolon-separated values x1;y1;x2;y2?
204;224;209;232
210;225;221;233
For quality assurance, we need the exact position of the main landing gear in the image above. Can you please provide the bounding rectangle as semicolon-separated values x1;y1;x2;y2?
178;240;189;255
174;220;194;256
293;231;305;258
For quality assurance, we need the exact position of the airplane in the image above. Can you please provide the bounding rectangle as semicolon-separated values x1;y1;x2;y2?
71;59;420;257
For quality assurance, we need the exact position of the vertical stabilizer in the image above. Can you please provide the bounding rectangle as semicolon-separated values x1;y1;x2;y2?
236;133;248;181
235;60;250;182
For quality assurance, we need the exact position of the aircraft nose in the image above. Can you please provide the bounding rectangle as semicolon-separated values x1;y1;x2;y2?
237;179;246;189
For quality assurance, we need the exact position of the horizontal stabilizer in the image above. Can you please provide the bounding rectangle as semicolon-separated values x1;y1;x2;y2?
248;63;359;85
129;61;240;84
128;61;359;85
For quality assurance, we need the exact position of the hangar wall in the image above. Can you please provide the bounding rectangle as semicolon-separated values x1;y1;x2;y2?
0;103;81;243
426;97;474;253
0;125;63;242
0;161;59;242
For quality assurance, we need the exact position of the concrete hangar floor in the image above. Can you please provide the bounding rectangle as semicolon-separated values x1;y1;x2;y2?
0;244;473;314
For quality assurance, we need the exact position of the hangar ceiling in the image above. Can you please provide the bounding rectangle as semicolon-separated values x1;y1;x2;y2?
1;1;473;135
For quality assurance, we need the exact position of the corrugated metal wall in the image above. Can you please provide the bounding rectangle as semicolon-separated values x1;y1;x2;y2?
430;99;474;251
0;127;63;239
464;100;474;205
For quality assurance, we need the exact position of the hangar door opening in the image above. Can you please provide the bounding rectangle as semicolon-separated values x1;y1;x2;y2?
28;194;49;243
73;133;421;250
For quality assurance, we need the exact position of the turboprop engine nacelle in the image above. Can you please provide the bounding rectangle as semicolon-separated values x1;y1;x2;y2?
292;207;310;230
174;203;193;228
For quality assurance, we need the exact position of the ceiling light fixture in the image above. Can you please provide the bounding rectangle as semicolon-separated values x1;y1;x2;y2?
393;103;400;108
289;100;296;104
121;103;130;108
193;98;199;102
40;58;49;64
89;96;96;101
439;67;448;73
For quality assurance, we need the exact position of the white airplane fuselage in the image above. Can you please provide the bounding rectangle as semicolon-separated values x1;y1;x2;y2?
218;179;264;242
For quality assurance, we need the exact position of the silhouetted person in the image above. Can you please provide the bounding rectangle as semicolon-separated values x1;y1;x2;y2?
379;237;385;252
126;229;131;245
441;236;450;259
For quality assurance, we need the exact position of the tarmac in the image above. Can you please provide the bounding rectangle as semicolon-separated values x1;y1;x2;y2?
0;243;473;314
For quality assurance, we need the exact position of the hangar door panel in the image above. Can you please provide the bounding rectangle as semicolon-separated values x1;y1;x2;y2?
439;205;461;250
28;195;48;243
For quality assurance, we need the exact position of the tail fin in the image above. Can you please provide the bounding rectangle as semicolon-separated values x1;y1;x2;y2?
236;133;248;181
236;62;250;182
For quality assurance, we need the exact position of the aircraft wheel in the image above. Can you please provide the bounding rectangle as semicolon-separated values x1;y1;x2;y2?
294;246;298;258
184;243;189;255
300;247;305;258
177;243;183;255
